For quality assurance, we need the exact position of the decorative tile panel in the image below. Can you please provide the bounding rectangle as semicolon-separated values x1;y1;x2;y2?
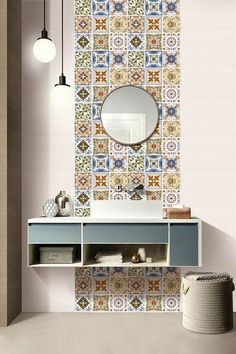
74;0;181;311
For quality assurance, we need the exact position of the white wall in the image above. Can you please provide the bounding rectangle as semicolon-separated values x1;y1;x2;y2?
22;0;236;311
22;0;75;311
181;0;236;308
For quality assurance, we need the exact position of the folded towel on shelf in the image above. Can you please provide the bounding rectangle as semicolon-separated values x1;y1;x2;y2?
95;251;122;264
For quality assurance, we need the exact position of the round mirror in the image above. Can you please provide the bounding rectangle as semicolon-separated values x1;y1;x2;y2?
101;86;159;145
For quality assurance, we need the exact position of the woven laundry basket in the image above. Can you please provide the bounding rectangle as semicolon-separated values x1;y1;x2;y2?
182;272;235;334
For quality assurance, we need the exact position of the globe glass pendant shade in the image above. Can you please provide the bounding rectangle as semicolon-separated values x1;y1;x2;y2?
33;38;56;63
50;83;72;107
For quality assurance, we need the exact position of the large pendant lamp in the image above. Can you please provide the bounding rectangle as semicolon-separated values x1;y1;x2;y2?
51;0;72;107
33;0;56;63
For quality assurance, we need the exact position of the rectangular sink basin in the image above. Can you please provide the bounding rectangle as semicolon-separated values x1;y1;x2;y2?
90;200;163;219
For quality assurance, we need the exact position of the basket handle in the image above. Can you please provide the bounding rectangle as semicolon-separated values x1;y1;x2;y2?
181;283;190;295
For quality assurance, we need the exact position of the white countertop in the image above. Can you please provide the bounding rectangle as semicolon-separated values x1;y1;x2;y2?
28;216;200;224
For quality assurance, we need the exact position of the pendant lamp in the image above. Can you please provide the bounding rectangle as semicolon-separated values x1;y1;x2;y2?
33;0;56;63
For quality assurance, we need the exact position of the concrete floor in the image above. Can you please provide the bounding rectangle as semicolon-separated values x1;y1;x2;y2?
0;313;235;354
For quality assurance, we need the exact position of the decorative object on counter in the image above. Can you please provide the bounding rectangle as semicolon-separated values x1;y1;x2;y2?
166;207;191;219
40;246;77;264
33;0;56;63
146;257;152;264
131;253;140;264
182;272;235;334
127;183;145;194
95;251;122;264
55;190;71;216
42;199;58;217
137;247;146;262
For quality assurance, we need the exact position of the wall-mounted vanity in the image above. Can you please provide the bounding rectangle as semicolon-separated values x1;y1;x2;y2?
27;202;202;268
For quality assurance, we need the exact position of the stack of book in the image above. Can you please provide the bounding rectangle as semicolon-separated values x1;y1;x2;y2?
95;251;123;264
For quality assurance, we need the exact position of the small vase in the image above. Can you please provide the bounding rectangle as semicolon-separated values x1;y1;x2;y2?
43;199;58;217
55;191;71;217
138;248;146;262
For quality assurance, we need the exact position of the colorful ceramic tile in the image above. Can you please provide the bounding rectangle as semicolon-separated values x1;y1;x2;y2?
128;156;145;172
75;68;92;85
110;140;127;154
93;190;109;200
93;120;107;136
128;51;144;67
128;34;144;50
93;16;109;32
75;85;92;102
163;34;180;51
93;155;110;172
93;173;109;189
110;34;127;50
128;267;145;276
163;276;181;295
110;0;128;15
110;173;128;191
75;52;91;68
146;139;162;154
93;138;109;154
128;295;145;311
93;68;109;85
75;137;92;155
109;267;128;277
145;51;162;68
75;207;91;217
93;51;109;68
93;277;109;293
145;278;162;294
162;104;180;120
128;16;145;32
163;68;180;85
110;277;128;294
110;191;127;200
163;120;180;137
146;86;162;102
145;267;162;277
128;0;144;15
110;155;127;172
75;0;92;15
128;143;146;155
93;267;109;276
163;173;180;189
162;267;180;278
75;33;92;51
110;68;128;85
93;86;109;102
163;189;180;206
76;267;92;278
163;155;180;172
75;16;92;32
163;0;180;16
110;295;128;311
92;0;109;15
128;68;145;85
146;16;161;32
163;16;180;33
145;0;162;15
128;172;144;186
146;173;161;190
163;86;180;103
146;295;162;311
93;34;109;50
75;156;92;173
75;121;92;137
163;138;180;154
75;277;92;294
92;103;102;120
146;34;162;50
147;69;162;85
75;190;91;207
110;51;127;67
75;173;92;189
93;295;109;311
145;155;162;172
110;16;128;32
75;295;92;311
128;277;145;294
162;295;180;312
146;190;162;200
163;51;180;67
75;103;92;121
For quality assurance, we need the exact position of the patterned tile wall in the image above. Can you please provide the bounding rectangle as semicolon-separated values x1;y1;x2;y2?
74;0;181;311
75;267;181;311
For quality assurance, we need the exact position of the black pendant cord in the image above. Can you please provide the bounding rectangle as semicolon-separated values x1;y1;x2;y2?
61;0;64;75
43;0;46;30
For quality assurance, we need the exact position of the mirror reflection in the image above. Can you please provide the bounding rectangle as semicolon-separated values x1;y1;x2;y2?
101;86;159;145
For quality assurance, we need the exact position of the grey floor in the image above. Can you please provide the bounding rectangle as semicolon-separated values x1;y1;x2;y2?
0;313;235;354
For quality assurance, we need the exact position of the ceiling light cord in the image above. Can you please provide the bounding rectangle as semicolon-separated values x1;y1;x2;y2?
43;0;46;30
62;0;64;75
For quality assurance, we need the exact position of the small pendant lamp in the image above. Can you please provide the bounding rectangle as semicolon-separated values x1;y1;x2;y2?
33;0;56;63
51;0;72;107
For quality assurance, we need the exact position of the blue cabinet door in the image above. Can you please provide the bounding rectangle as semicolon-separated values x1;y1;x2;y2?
83;223;168;244
169;223;199;266
29;224;81;244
